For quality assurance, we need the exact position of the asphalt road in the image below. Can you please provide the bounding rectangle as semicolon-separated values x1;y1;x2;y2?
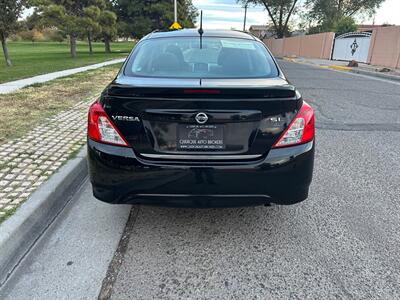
2;61;400;299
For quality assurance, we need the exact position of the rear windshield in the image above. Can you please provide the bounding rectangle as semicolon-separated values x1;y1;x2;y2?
124;37;279;79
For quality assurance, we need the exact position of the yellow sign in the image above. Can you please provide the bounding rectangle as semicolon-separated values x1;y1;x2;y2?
169;22;182;30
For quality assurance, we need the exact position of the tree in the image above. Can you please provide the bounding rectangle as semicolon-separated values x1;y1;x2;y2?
82;5;102;54
305;0;385;27
307;16;357;35
334;16;357;35
42;27;66;42
177;0;198;28
42;4;80;57
25;10;42;30
81;1;117;54
99;10;117;53
23;10;66;42
0;0;26;66
114;0;198;39
116;21;133;40
30;0;106;57
238;0;299;38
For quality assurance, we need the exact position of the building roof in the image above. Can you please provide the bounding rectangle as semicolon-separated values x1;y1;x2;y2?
249;25;269;31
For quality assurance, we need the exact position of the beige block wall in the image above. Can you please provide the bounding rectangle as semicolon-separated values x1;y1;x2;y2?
264;32;335;60
265;38;284;56
283;36;301;57
300;32;335;59
367;26;400;69
264;27;400;69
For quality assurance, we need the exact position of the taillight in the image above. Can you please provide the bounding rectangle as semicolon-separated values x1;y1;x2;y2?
272;101;314;148
87;101;129;147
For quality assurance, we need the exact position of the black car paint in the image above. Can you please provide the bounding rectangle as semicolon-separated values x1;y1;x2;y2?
88;139;314;207
87;30;314;207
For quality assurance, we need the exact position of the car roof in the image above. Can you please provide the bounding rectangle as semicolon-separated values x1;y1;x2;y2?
143;29;257;41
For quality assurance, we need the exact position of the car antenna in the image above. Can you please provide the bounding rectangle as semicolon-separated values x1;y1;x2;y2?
198;10;204;49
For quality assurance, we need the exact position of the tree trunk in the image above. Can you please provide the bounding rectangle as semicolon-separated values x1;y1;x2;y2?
260;0;279;38
278;4;284;34
88;33;93;55
70;34;77;58
337;0;343;18
282;0;298;38
0;32;12;67
104;36;111;53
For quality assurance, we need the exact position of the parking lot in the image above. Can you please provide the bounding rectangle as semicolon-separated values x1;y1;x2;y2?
1;60;400;299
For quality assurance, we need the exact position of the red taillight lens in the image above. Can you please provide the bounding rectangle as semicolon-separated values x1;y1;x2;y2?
183;89;221;94
87;101;129;147
272;101;314;148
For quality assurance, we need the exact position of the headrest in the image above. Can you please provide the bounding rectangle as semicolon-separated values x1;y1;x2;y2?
152;53;181;72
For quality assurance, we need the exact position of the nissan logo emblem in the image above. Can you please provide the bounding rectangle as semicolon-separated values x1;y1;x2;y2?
195;112;208;124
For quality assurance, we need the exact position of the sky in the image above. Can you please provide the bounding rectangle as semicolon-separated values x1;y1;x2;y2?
22;0;400;30
192;0;400;30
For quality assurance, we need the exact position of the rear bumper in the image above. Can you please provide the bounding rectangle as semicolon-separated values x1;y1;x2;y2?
87;139;314;207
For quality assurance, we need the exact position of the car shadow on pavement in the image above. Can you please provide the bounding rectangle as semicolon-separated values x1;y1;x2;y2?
125;203;304;249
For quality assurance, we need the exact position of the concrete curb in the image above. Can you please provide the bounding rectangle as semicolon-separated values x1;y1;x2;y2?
350;68;400;82
281;57;400;83
329;65;352;71
0;147;88;286
282;57;295;62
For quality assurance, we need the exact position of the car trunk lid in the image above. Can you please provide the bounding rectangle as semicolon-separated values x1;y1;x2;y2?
101;77;300;160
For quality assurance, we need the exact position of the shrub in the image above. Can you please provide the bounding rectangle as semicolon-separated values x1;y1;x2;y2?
334;17;358;36
18;29;44;43
42;28;65;43
10;34;22;42
307;17;357;36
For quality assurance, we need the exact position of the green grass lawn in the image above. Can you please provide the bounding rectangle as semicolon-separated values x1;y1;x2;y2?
0;41;134;83
0;64;122;144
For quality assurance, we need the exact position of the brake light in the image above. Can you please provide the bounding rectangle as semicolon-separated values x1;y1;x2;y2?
272;101;314;148
183;89;221;94
87;101;129;147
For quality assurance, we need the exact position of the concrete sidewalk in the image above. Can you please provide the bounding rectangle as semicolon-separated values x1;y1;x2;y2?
0;182;130;299
284;57;400;81
0;58;126;94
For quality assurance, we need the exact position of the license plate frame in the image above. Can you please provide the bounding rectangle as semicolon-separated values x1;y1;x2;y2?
177;124;225;150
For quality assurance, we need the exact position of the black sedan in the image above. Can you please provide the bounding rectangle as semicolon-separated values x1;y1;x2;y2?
87;29;314;207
